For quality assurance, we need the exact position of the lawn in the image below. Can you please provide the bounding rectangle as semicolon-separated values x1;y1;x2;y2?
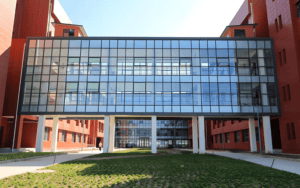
88;148;168;158
0;150;299;188
0;152;60;161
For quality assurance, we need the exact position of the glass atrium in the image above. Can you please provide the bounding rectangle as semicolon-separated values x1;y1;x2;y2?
19;37;280;116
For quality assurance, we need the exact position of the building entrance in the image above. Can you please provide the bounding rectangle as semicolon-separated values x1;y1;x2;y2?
139;137;150;148
271;118;282;149
115;119;190;148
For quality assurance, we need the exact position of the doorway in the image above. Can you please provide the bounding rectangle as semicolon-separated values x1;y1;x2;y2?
139;137;150;148
96;138;101;148
271;118;282;149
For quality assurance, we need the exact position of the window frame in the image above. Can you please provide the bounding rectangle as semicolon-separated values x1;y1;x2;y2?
278;15;283;29
225;133;230;143
61;130;66;142
242;129;249;142
72;132;76;143
44;127;49;141
234;131;240;143
234;29;246;38
297;1;300;18
291;123;296;140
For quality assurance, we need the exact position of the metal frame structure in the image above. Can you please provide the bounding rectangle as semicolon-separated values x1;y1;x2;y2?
17;37;281;117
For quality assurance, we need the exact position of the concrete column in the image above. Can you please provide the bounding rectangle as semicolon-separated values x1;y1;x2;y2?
103;116;110;153
248;118;257;152
108;116;115;153
192;116;198;154
263;116;273;154
198;116;205;154
36;115;46;152
15;116;24;149
151;116;157;154
50;117;59;152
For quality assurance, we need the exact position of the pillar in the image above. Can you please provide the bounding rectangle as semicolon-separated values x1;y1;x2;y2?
262;116;273;154
151;116;157;154
192;116;198;154
108;116;115;153
50;117;59;152
248;118;257;152
198;116;205;154
36;115;45;152
14;115;24;149
103;116;110;153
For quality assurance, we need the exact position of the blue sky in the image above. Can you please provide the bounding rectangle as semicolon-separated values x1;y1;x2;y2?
59;0;244;37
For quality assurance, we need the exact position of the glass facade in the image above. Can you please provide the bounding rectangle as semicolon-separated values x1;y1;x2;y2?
19;37;280;115
115;119;190;148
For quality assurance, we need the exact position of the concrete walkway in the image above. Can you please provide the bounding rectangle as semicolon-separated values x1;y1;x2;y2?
0;150;102;179
206;150;300;175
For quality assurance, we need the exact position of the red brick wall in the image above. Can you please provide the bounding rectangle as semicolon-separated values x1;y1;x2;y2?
209;120;265;152
265;0;300;154
21;122;38;147
0;0;17;127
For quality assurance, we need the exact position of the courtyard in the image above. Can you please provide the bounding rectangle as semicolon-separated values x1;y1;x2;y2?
0;149;299;188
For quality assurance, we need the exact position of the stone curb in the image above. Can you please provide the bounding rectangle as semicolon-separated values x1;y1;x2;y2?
0;153;68;164
207;151;300;162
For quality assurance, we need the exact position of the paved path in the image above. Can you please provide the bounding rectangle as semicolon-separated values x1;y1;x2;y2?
0;150;102;179
206;150;300;175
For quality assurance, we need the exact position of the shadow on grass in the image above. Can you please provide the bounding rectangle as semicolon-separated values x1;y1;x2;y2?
64;155;300;187
88;148;168;158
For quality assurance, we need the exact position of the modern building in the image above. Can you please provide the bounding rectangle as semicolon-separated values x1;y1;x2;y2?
0;0;104;152
17;37;280;153
1;0;288;155
209;0;300;154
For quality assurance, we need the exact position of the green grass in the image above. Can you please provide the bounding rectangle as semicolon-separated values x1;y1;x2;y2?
88;148;168;158
0;153;299;187
0;151;60;161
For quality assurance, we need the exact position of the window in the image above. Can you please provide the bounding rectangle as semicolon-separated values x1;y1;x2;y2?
242;130;249;142
287;123;291;140
291;123;296;140
282;49;286;64
278;51;282;66
83;134;86;143
275;18;279;32
78;133;81;143
297;1;300;17
44;127;49;141
234;131;240;143
225;133;230;143
63;29;75;37
288;123;296;140
234;30;246;37
283;86;287;101
72;132;76;143
279;15;283;29
66;83;78;93
61;130;66;142
87;83;99;93
216;135;219;143
211;136;214;144
220;134;224;143
255;127;259;142
287;84;291;100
